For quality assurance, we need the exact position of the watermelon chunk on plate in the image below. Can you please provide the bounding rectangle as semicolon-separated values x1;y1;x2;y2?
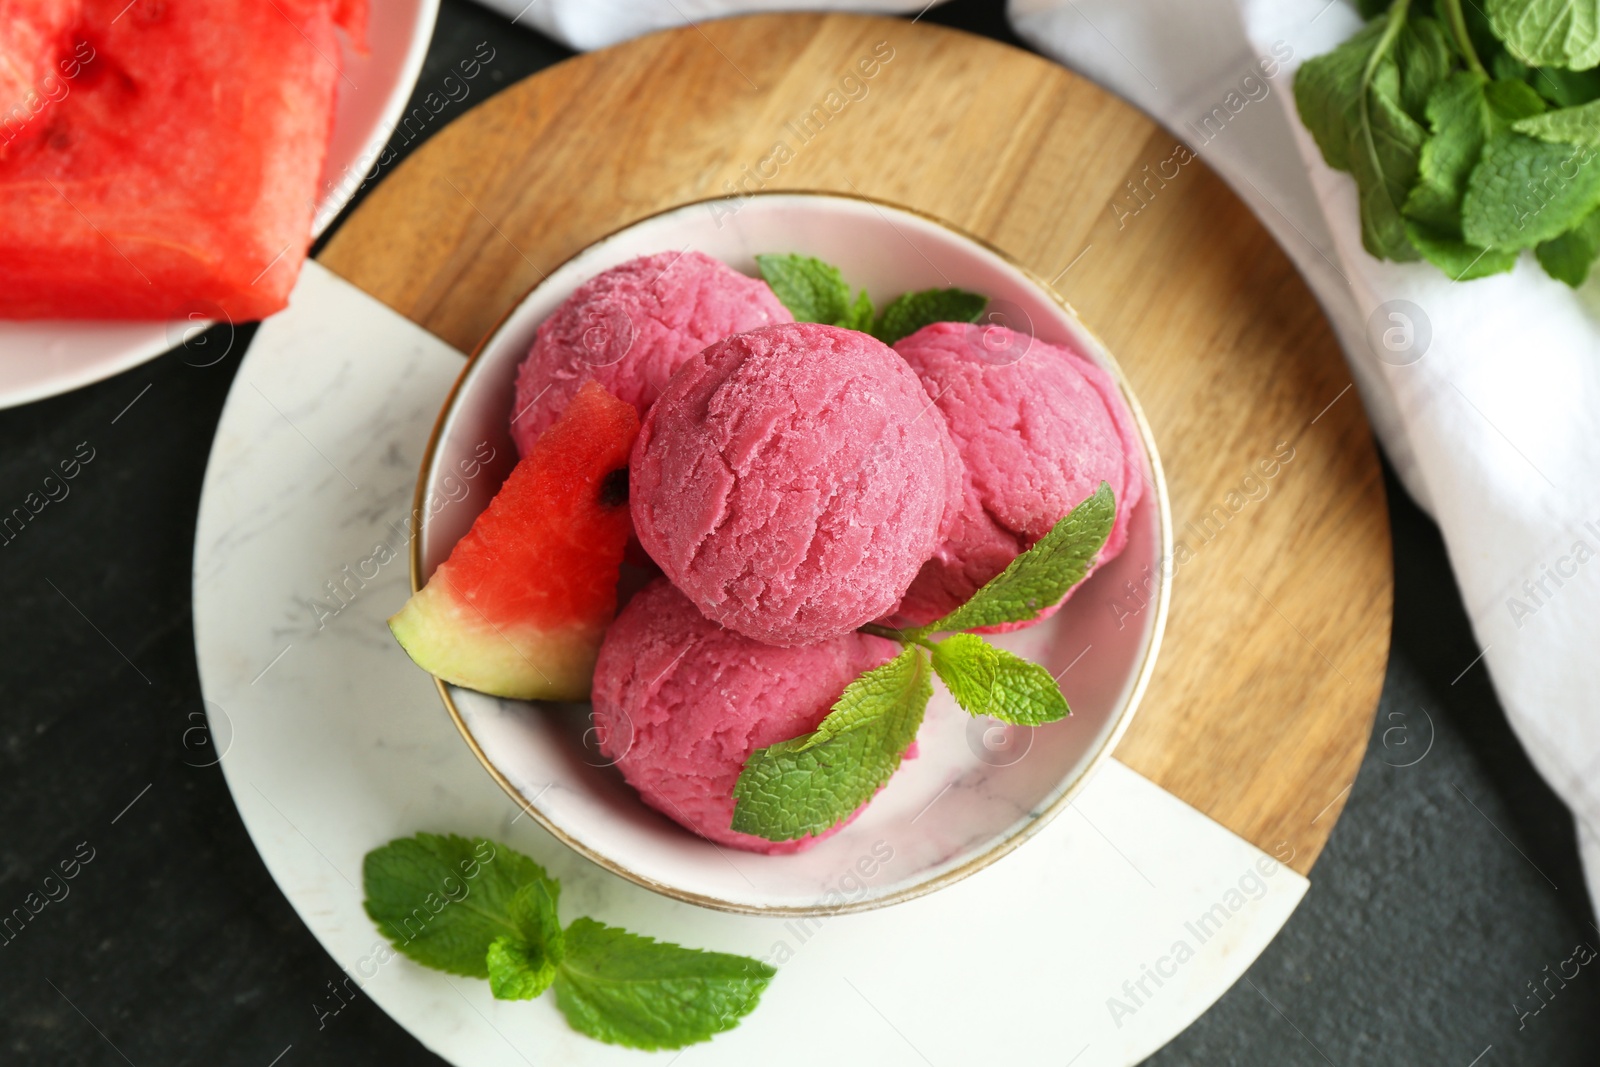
0;0;366;321
390;381;641;702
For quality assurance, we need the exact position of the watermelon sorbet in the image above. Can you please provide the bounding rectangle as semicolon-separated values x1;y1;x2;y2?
887;322;1145;628
630;322;963;647
510;251;792;453
591;579;899;854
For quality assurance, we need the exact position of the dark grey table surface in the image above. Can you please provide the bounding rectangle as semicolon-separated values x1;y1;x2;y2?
3;3;1597;1064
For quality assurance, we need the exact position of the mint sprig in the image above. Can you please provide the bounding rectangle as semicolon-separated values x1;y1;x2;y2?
732;644;932;841
754;253;987;342
730;484;1114;842
1296;0;1600;286
364;835;775;1050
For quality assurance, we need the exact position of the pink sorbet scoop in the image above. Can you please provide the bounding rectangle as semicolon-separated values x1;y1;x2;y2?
590;578;900;854
887;321;1145;628
631;322;962;646
510;251;792;453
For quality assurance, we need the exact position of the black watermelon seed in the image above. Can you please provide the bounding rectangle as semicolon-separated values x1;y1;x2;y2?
599;467;630;508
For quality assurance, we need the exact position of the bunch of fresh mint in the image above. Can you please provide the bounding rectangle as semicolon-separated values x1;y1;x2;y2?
363;833;774;1049
1296;0;1600;285
732;483;1115;841
754;253;989;343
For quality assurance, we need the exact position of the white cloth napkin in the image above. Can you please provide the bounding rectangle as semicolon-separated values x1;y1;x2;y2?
487;0;932;51
474;0;1600;908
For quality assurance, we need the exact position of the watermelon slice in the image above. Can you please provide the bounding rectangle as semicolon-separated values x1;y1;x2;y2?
0;0;366;321
390;381;642;702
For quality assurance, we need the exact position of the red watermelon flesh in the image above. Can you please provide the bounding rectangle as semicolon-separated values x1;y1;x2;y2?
389;381;642;702
0;2;82;161
0;0;366;321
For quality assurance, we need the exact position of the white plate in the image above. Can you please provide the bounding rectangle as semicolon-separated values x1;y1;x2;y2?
191;262;1308;1067
419;193;1171;914
0;0;438;410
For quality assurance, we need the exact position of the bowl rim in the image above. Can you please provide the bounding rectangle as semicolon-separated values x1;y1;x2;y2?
409;188;1174;917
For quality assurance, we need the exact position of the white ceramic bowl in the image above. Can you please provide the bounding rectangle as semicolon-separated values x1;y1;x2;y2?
414;192;1171;916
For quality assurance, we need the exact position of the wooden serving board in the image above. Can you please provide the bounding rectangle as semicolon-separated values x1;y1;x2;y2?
317;13;1391;876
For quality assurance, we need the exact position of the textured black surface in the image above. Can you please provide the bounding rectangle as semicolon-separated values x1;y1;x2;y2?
0;1;1595;1064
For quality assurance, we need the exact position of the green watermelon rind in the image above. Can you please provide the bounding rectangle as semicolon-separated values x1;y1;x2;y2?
389;578;603;702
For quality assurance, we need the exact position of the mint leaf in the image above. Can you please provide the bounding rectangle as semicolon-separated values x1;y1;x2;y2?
754;253;872;329
1401;72;1541;276
1405;73;1544;231
1488;51;1600;107
1395;17;1456;123
755;253;852;323
931;632;1070;725
510;876;561;949
1404;73;1490;231
732;645;931;841
984;645;1070;726
363;833;552;978
1493;49;1534;85
929;632;998;716
1463;132;1600;249
1531;66;1600;107
1487;0;1600;72
1297;20;1387;173
1515;98;1600;144
1536;207;1600;283
553;918;774;1050
1485;77;1550;123
917;482;1115;635
1354;56;1428;259
872;288;988;345
488;935;559;1001
487;877;565;998
845;286;875;332
1405;220;1519;277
